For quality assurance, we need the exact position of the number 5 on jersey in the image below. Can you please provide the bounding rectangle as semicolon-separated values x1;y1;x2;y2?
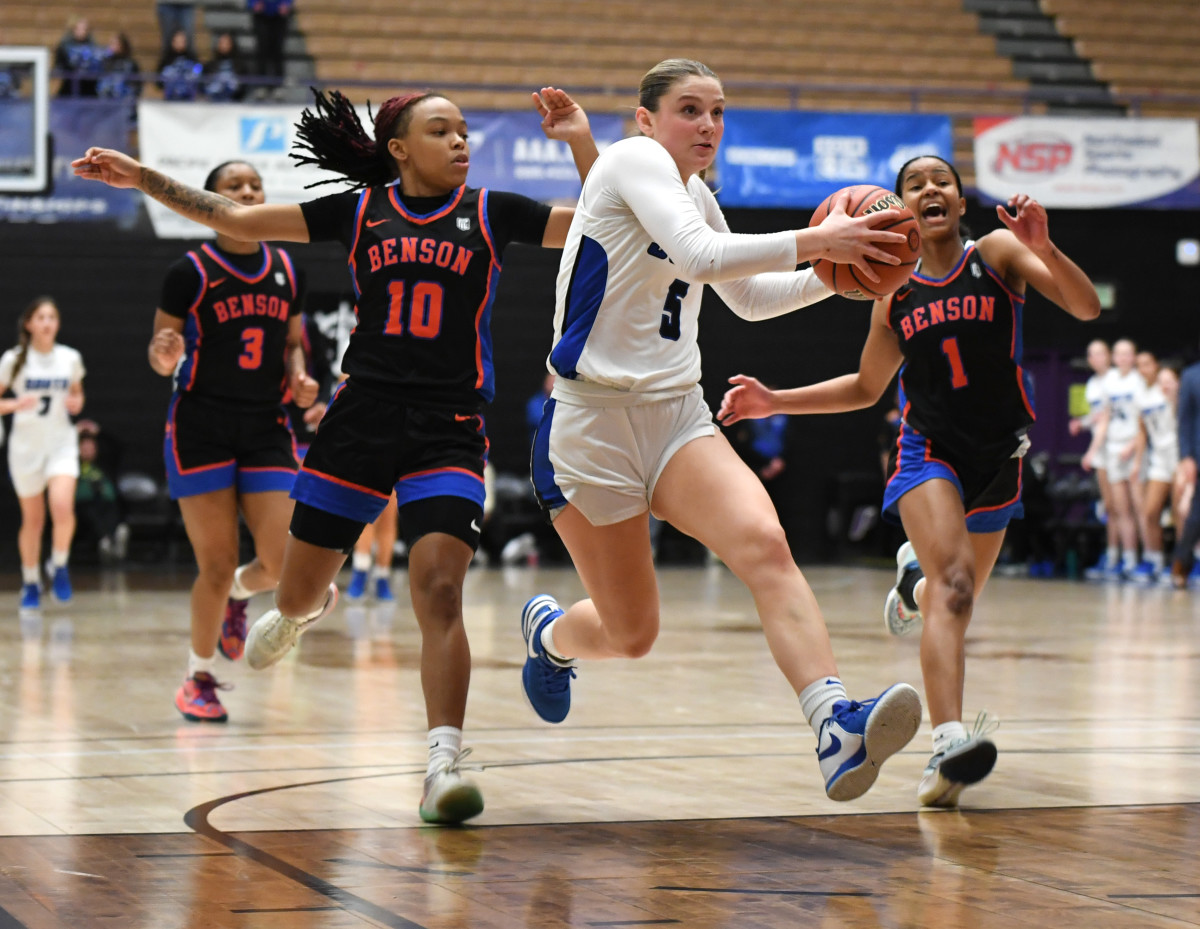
660;279;689;341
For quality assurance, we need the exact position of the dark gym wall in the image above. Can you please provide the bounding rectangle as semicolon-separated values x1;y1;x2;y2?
1;200;1197;560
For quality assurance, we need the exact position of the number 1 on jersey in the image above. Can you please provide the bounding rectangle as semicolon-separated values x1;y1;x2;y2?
941;336;969;389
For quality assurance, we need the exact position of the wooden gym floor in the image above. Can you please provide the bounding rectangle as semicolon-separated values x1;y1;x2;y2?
0;564;1197;928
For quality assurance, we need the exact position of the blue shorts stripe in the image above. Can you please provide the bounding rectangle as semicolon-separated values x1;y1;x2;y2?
291;469;388;524
530;398;566;511
164;431;235;499
966;502;1023;533
395;470;485;507
237;467;297;495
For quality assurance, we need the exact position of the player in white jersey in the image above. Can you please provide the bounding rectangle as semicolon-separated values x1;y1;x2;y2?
1130;356;1179;584
1083;339;1143;578
0;297;86;610
1070;341;1119;577
519;59;923;804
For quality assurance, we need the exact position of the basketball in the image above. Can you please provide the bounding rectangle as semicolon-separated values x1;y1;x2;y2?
809;185;921;300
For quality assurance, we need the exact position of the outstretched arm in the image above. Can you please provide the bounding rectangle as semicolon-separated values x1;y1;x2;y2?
533;87;598;249
718;298;903;424
72;148;311;242
982;194;1100;320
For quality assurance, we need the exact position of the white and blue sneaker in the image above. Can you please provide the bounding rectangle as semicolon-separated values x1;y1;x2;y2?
817;683;922;802
345;568;368;601
1083;553;1111;581
520;594;576;723
883;541;923;637
917;712;999;808
19;583;40;613
1128;561;1158;586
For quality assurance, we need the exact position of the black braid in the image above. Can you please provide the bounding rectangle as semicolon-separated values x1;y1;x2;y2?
290;88;393;191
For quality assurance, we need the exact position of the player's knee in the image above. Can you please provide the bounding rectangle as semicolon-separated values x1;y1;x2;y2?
726;522;793;581
195;550;238;589
412;571;463;622
605;611;659;658
933;565;975;620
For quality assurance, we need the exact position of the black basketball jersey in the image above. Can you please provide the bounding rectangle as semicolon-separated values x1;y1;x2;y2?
887;242;1034;466
168;243;298;408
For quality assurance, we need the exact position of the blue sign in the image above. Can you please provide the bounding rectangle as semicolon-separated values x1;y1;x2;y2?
240;115;288;153
715;110;954;208
0;99;139;223
461;111;626;200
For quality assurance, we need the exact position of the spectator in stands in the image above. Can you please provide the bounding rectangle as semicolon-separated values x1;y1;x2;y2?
74;421;128;563
204;31;248;102
156;1;197;57
55;19;104;98
249;0;292;98
98;33;143;103
157;29;203;102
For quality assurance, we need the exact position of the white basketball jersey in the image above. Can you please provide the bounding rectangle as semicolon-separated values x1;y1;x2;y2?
1102;368;1143;446
0;344;85;438
1139;383;1177;456
1082;372;1107;430
548;136;830;402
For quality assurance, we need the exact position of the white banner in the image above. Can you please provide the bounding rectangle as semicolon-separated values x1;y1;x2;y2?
973;116;1200;209
137;101;340;238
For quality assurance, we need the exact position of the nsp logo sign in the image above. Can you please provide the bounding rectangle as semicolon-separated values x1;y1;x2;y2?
240;116;288;154
992;136;1073;176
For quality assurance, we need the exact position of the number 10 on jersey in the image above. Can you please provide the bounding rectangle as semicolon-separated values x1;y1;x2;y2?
385;281;445;339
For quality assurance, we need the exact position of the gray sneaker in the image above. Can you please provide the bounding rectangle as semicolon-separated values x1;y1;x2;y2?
245;583;338;670
884;541;923;637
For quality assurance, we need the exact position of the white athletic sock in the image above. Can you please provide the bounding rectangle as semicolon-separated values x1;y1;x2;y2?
371;564;390;580
351;552;372;572
1106;546;1119;565
427;725;462;779
51;550;68;568
799;676;848;736
21;565;39;585
1122;550;1139;572
539;618;573;665
932;720;967;756
188;649;215;678
913;577;927;610
1146;550;1164;571
229;564;255;600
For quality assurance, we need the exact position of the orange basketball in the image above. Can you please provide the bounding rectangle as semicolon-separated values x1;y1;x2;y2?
808;185;921;300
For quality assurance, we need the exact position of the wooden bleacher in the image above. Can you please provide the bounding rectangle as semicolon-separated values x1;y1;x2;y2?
1042;0;1200;116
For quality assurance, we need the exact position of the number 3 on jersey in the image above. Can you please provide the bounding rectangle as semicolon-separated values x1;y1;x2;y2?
660;279;689;341
941;336;969;389
239;328;264;370
385;281;444;339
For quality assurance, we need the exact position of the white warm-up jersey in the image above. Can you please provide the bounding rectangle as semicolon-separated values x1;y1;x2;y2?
0;344;85;439
1140;383;1177;456
1102;367;1144;448
548;136;831;400
1081;372;1107;430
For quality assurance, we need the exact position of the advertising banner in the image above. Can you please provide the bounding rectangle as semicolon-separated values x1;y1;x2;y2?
973;116;1200;209
138;101;626;238
0;99;139;223
715;110;953;208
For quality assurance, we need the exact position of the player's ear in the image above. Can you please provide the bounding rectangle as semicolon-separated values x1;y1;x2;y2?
386;136;407;165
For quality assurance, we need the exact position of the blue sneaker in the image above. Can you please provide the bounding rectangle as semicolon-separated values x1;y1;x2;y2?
1189;561;1200;587
521;594;576;723
374;574;395;602
1129;561;1157;586
51;567;72;603
345;568;368;601
817;683;922;802
1104;562;1126;583
19;583;40;612
1084;553;1110;581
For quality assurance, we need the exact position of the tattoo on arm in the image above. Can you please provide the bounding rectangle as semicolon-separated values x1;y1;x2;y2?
139;167;236;224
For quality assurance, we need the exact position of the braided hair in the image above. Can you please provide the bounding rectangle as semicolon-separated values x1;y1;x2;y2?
11;296;56;379
291;88;440;190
